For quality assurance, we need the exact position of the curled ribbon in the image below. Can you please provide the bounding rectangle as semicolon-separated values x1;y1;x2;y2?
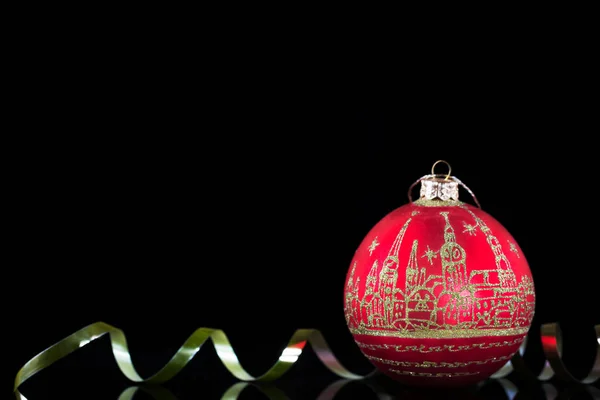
13;321;600;400
13;321;374;400
491;322;600;384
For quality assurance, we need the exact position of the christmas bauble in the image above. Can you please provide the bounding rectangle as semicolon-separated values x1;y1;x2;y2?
344;162;535;387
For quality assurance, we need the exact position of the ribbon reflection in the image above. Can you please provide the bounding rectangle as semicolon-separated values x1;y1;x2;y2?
118;380;390;400
117;379;600;400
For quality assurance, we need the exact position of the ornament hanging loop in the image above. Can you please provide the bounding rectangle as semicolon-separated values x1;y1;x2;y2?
431;160;452;180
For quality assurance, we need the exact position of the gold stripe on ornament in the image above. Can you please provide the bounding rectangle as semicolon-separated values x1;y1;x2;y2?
13;322;600;400
350;326;530;338
355;337;525;352
412;199;464;207
366;353;513;368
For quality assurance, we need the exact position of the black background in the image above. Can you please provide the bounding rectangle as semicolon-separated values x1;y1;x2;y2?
5;25;600;399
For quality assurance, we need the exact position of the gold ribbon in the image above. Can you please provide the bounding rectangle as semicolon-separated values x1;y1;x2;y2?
13;321;374;400
14;321;600;400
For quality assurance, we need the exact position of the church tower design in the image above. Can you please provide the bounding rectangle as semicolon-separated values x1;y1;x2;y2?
468;212;517;289
440;212;467;292
378;217;412;326
363;260;383;327
438;212;473;325
344;262;360;328
405;240;421;294
365;260;379;296
379;256;398;325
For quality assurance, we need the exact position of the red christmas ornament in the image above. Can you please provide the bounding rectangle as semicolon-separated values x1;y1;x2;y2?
344;161;535;387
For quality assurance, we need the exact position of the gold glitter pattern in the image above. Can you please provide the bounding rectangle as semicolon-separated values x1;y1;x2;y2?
350;326;529;338
368;237;380;256
509;241;520;258
412;199;463;207
354;337;524;353
462;221;477;236
366;354;512;368
345;209;535;339
390;369;479;377
421;245;438;265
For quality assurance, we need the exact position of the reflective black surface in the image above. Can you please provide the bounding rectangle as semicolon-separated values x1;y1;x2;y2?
16;376;600;399
15;354;600;400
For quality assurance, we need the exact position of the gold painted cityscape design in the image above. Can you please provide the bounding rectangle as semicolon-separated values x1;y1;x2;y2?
345;206;535;338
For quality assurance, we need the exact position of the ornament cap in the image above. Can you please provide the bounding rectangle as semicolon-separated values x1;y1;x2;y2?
419;177;459;201
420;160;459;201
408;160;482;208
